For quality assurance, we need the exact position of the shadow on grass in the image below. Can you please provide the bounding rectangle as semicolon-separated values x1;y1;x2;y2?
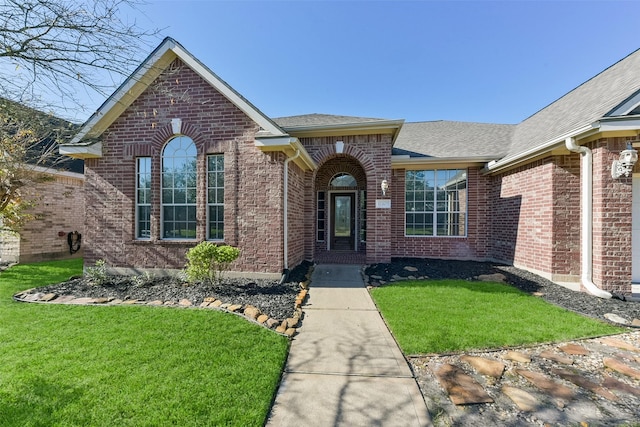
0;376;86;426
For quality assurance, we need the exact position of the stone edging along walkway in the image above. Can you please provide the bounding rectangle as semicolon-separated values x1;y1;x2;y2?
13;275;313;338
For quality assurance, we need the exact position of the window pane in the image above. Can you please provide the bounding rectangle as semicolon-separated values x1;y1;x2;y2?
162;137;197;239
405;169;466;236
136;157;151;240
207;154;224;240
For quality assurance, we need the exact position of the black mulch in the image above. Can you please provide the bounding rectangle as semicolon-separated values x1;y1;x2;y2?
36;260;314;321
365;258;640;324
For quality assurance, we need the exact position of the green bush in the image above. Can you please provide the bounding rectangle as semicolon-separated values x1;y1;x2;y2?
85;259;108;285
185;242;240;284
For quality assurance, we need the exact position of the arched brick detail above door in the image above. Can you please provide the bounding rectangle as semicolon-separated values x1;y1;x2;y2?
315;156;367;190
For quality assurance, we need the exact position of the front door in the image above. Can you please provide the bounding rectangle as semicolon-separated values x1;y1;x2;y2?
331;193;355;251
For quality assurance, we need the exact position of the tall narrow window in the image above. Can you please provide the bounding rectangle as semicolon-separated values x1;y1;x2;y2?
316;191;326;241
405;169;467;236
162;136;197;239
136;157;151;239
207;154;224;240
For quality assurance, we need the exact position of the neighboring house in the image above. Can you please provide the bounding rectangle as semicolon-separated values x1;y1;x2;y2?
0;146;84;264
61;37;640;296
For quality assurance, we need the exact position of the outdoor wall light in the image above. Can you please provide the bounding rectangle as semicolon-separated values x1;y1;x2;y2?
611;142;638;178
381;179;389;196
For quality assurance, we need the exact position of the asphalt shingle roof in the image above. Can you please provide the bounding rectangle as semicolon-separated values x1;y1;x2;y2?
273;113;395;129
509;48;640;159
393;120;514;158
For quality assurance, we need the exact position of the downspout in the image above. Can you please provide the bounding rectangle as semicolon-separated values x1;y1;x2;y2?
283;149;301;273
565;137;612;298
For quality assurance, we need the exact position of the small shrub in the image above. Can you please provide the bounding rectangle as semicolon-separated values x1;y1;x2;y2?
185;242;240;284
131;271;154;287
85;259;108;285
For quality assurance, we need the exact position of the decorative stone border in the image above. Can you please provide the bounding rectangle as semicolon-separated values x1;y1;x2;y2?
13;267;314;338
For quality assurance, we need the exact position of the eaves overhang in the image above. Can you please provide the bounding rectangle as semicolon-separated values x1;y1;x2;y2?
68;37;286;146
392;155;499;169
484;123;601;174
59;139;102;159
254;136;317;171
283;119;405;139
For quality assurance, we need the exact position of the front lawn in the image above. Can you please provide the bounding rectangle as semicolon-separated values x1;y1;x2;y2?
0;259;289;426
371;279;623;354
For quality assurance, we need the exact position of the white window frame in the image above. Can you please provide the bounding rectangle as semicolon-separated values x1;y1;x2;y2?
135;157;151;240
206;154;224;241
161;136;197;240
405;169;467;237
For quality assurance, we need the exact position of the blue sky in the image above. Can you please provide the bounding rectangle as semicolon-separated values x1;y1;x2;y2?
80;0;640;125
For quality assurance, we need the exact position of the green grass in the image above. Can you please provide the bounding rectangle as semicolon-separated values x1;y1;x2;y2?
371;279;623;355
0;259;289;426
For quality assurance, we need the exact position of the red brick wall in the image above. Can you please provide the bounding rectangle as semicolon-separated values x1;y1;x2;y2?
5;171;85;263
85;59;286;274
591;137;637;293
489;154;581;282
300;134;393;264
390;167;491;260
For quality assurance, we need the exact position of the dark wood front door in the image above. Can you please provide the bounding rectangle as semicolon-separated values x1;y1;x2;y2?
331;193;355;251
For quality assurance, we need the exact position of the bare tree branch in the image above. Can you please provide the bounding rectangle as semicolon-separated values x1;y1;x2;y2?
0;0;158;231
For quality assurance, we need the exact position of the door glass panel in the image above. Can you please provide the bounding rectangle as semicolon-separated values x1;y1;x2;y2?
334;196;351;237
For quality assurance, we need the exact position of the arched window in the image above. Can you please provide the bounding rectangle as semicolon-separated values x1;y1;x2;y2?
162;136;197;239
330;173;357;188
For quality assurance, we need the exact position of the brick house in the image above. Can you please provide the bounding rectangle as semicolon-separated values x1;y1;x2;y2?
0;162;84;264
61;38;640;297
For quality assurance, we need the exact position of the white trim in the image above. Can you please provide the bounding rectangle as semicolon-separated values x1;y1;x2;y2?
403;168;468;238
485;124;599;173
68;37;286;147
135;157;152;240
206;153;225;242
59;141;102;159
606;90;640;116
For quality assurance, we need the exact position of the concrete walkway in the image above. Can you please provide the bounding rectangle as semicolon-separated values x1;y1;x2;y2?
266;264;432;427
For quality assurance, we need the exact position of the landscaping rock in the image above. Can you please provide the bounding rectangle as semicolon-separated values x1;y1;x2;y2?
476;273;506;283
266;318;280;329
148;300;163;306
516;369;575;402
257;314;269;324
502;385;539;411
433;363;494;405
605;313;630;325
284;328;296;337
178;299;192;307
40;293;57;302
600;337;640;352
551;368;618;401
603;357;640;380
460;355;505;378
559;343;590;355
602;374;640;397
504;351;531;363
244;305;260;320
227;304;242;312
539;350;573;365
404;266;418;272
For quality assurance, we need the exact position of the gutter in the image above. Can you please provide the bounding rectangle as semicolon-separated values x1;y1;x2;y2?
283;149;301;270
565;137;612;299
486;124;599;173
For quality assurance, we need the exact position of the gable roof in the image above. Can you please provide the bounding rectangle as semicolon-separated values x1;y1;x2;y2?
273;113;404;138
274;113;396;128
393;120;514;159
65;37;286;152
488;48;640;169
